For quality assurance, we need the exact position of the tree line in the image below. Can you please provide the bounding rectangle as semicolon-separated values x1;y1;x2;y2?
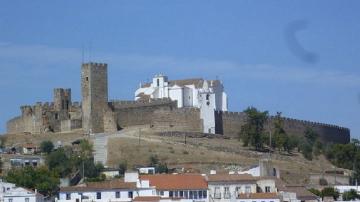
238;106;360;184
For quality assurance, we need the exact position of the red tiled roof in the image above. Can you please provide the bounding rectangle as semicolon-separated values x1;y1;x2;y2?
207;174;256;183
238;193;279;199
60;179;136;192
23;143;37;148
140;174;207;190
133;196;161;202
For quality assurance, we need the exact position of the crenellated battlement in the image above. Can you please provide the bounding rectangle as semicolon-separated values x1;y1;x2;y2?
267;115;350;131
109;98;176;109
215;110;350;143
82;62;107;68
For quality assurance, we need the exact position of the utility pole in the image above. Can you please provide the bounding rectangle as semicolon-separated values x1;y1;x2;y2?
138;128;141;147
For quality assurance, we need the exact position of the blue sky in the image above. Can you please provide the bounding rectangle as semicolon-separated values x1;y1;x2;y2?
0;1;359;138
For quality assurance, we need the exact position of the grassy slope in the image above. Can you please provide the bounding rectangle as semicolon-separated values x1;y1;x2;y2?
2;127;341;185
107;130;339;185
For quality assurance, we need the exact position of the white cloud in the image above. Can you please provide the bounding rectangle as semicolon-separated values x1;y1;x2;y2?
0;42;359;87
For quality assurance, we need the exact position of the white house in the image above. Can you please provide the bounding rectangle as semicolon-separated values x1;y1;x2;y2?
0;181;44;202
135;75;228;134
58;172;155;202
207;173;258;202
58;173;208;202
140;174;209;202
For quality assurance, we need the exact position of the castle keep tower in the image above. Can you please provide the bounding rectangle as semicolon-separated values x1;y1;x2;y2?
81;62;108;133
54;88;71;111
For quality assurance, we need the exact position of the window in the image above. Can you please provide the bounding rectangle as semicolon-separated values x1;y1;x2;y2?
115;191;120;198
193;191;198;199
206;94;210;100
224;187;230;199
169;191;173;197
265;186;271;193
25;198;29;202
8;199;13;202
179;191;184;197
66;193;71;200
203;190;207;198
128;191;133;199
160;191;164;196
236;186;241;193
96;192;101;199
157;79;160;86
86;77;88;81
245;186;251;193
199;190;204;199
184;191;188;199
189;191;193;199
175;191;178;197
214;187;221;199
55;113;58;120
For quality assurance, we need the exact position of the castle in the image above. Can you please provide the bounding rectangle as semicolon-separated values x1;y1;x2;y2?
6;62;350;144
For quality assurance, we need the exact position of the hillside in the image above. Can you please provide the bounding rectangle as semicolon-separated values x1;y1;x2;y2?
106;126;343;185
1;126;344;185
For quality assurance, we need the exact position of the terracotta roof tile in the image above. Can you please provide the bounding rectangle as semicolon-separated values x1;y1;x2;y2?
140;174;207;190
207;174;256;183
238;193;279;199
60;179;136;192
141;78;221;89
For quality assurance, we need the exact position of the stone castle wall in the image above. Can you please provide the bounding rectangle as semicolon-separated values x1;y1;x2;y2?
110;99;177;128
215;111;350;144
151;108;202;132
6;99;82;134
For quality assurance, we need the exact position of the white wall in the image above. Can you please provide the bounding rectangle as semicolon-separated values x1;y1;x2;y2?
199;92;216;134
208;183;257;202
235;198;280;202
256;179;277;193
168;87;183;108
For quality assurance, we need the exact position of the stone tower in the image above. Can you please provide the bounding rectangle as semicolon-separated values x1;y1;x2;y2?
81;62;108;133
54;88;71;111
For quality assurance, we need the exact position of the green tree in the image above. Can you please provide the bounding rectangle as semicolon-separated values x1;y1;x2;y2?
273;112;288;151
156;163;169;174
0;136;7;149
149;154;159;166
321;187;340;200
79;139;93;159
46;148;72;177
308;188;321;197
284;135;299;153
300;140;313;160
40;141;54;154
5;166;59;196
304;128;318;145
239;107;269;151
342;189;360;201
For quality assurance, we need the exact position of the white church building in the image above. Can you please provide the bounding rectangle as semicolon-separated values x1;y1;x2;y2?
134;74;228;134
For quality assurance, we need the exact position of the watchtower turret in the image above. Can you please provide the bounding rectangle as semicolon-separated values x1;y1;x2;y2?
81;62;108;133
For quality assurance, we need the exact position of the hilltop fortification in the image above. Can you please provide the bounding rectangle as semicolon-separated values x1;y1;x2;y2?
6;62;350;144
